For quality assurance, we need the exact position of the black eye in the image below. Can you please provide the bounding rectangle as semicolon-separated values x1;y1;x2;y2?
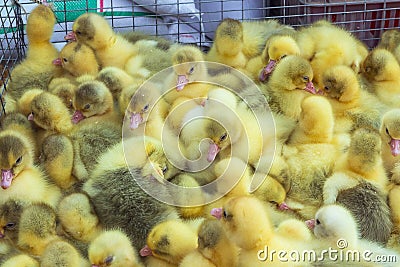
280;54;287;60
223;210;228;219
365;67;371;73
303;76;309;81
188;66;195;74
386;128;390;135
324;86;330;91
219;133;227;142
316;219;321;225
84;103;91;110
104;255;114;265
162;166;168;174
143;104;149;112
15;156;22;165
76;31;82;35
5;223;15;230
62;58;68;63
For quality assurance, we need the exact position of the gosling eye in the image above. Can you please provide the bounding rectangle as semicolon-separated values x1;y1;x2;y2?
316;219;321;225
223;210;232;220
143;104;149;112
324;86;330;91
386;128;390;135
83;103;91;110
303;76;309;82
75;30;82;35
219;133;227;142
365;67;371;73
162;166;168;174
5;223;15;230
15;156;22;165
223;210;228;219
62;58;68;63
280;54;287;60
188;66;195;75
104;255;114;265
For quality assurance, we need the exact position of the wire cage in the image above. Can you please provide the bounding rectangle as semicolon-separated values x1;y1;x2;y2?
1;0;400;118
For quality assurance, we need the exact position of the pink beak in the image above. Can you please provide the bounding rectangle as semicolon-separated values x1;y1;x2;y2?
71;110;85;124
304;81;316;94
259;59;276;82
278;202;289;210
52;58;62;66
139;245;153;257
207;142;220;162
27;113;34;121
390;138;400;156
211;207;223;220
1;169;13;189
176;75;189;91
64;31;77;41
130;113;143;130
305;219;316;230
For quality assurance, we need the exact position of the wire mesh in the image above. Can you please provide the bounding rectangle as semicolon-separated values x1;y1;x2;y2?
0;0;400;118
1;0;25;118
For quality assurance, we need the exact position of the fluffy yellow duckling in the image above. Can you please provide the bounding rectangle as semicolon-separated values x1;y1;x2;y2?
57;193;102;243
361;48;400;108
0;130;61;208
380;109;400;182
212;196;312;266
0;112;39;160
40;134;78;189
123;81;168;140
5;5;58;110
263;55;316;120
40;239;89;267
207;18;291;70
205;18;247;69
71;80;120;125
140;220;198;266
17;203;59;256
0;200;24;245
321;65;383;135
296;20;368;88
88;229;143;267
29;92;73;134
247;34;300;82
65;13;150;78
163;45;209;106
203;88;265;167
180;219;239;267
53;41;100;77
